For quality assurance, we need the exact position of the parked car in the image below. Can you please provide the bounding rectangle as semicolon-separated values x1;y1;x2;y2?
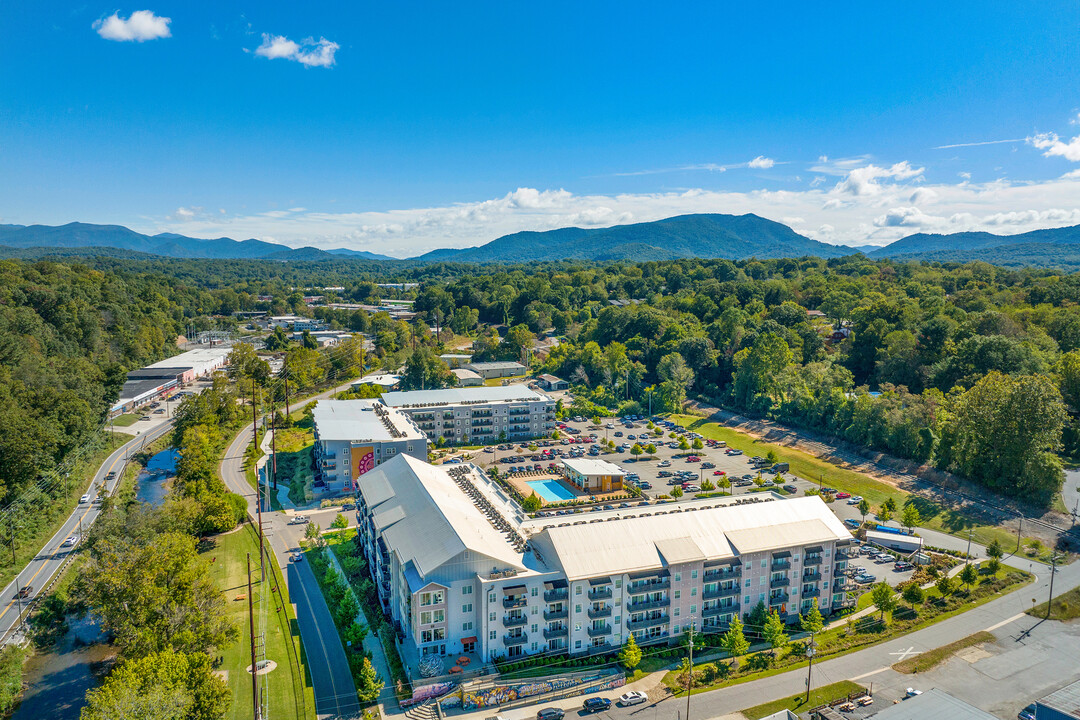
289;515;309;525
783;484;798;493
847;495;863;505
701;462;715;469
583;697;611;713
836;491;851;499
726;449;743;456
894;561;914;571
682;485;701;493
843;519;861;528
619;691;648;706
537;708;565;720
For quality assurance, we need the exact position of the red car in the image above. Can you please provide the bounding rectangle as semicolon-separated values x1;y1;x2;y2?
713;470;725;475
686;456;700;462
836;491;851;499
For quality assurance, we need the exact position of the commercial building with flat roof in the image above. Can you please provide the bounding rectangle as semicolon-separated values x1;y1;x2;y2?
538;374;569;391
562;457;625;493
311;400;428;492
355;455;853;665
465;361;527;379
380;386;555;444
352;374;401;392
451;368;484;386
868;688;997;720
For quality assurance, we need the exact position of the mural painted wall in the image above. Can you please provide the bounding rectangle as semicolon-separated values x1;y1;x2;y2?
449;671;625;710
352;445;375;479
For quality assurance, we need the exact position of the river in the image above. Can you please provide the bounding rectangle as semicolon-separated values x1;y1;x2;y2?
134;447;178;507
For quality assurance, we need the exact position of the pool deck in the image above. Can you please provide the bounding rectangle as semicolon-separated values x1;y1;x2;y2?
507;473;627;505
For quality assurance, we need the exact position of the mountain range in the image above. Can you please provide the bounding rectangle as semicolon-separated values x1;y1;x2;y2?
4;216;1080;268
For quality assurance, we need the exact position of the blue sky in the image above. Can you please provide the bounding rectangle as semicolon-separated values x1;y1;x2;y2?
3;1;1080;256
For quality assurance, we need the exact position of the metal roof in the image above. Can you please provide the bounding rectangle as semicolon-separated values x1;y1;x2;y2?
381;385;551;408
870;688;997;720
311;399;425;442
466;361;527;370
1038;678;1080;717
562;457;625;477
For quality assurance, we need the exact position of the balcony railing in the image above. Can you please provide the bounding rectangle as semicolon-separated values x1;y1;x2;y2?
804;555;823;566
770;576;790;589
588;587;612;601
802;571;821;582
703;568;741;582
626;597;669;612
543;626;567;640
769;593;789;606
543;608;568;621
627;615;668;631
702;602;739;618
502;633;528;646
833;578;849;591
703;584;740;600
771;560;791;571
503;614;528;627
628;578;670;594
587;605;612;619
586;624;612;637
503;596;527;609
803;587;821;599
544;588;568;603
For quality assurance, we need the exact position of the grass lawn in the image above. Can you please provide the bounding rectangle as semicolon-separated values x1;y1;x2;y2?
892;631;994;674
0;431;127;590
203;524;316;720
741;680;864;719
1028;586;1080;621
110;413;141;427
669;414;1042;553
485;375;528;386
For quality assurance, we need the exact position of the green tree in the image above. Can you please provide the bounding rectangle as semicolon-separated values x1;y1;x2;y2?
799;600;824;635
902;582;925;611
305;521;324;548
900;503;921;533
618;633;642;670
522;493;542;512
631;443;643;458
766;449;779;464
753;473;765;487
80;649;229;720
857;497;871;524
720;616;749;664
678;436;690;451
355;656;384;703
936;574;955;598
301;330;318;350
717;475;731;495
691;438;704;450
671;487;684;499
762;609;789;653
959;563;979;590
882;497;897;514
870;582;897;621
700;478;715;492
331;513;349;530
877;504;893;523
987;538;1004;561
645;443;657;455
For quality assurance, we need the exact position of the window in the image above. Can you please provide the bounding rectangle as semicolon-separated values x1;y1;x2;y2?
673;625;680;635
462;604;472;613
488;612;496;622
407;445;413;452
489;631;497;640
615;616;621;624
745;578;751;587
691;588;697;597
761;559;767;568
759;577;766;586
433;628;446;640
673;590;681;600
420;611;432;625
433;610;445;623
615;580;621;588
422;630;433;643
489;594;496;603
691;570;698;579
744;595;751;604
531;624;537;633
532;606;537;615
674;607;680;617
575;640;582;649
462;622;473;631
674;572;681;582
531;587;538;596
690;605;697;614
386;447;395;456
462;586;473;595
420;592;432;606
575;604;582;613
575;585;582;595
531;642;538;651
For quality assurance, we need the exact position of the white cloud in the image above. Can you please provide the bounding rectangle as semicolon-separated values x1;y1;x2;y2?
1062;169;1080;180
909;187;938;205
1029;132;1080;162
174;206;196;220
873;206;946;229
748;156;775;169
94;10;171;42
833;161;924;196
254;34;338;68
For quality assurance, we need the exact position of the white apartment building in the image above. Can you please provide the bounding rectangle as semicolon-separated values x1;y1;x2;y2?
354;455;854;667
379;386;556;444
310;400;428;491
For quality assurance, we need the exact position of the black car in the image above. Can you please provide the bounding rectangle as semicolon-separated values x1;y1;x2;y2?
537;708;565;720
583;697;611;713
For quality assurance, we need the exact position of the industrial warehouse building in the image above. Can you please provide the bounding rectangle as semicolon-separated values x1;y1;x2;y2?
464;361;527;379
355;455;854;666
109;346;232;416
380;385;556;444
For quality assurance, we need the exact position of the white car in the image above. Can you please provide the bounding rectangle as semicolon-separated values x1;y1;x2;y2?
61;535;79;548
847;495;863;505
79;494;91;504
619;691;648;706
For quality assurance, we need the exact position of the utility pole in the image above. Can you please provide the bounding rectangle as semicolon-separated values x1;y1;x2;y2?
283;358;290;419
270;397;277;491
252;380;265;582
8;514;14;565
685;622;695;720
1016;515;1023;554
1046;554;1060;620
966;527;973;559
247;554;259;720
805;630;817;703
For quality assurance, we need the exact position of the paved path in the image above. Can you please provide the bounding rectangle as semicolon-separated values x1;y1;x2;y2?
0;420;174;644
219;379;363;719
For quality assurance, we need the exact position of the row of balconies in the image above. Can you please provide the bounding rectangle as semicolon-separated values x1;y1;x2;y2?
703;584;740;600
805;555;823;566
587;586;612;601
702;602;739;618
626;596;669;612
628;578;670;593
627;614;668;631
703;567;741;582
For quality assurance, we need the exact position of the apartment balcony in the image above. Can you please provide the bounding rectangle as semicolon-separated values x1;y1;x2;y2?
543;626;567;640
771;560;791;571
582;641;612;656
802;570;822;582
503;614;528;628
320;452;337;460
503;596;527;609
413;414;435;422
587;605;612;619
472;427;494;435
702;602;739;618
803;587;821;599
703;568;742;582
804;555;823;566
543;608;568;621
470;419;493;427
628;578;670;594
509;424;531;433
626;597;669;612
508;409;530;417
833;578;849;591
442;413;455;421
835;595;857;608
770;576;790;589
442;422;455;430
502;633;528;647
703;584;740;600
471;410;493;418
769;593;789;606
586;624;612;638
835;547;853;560
627;615;668;631
544;588;568;603
588;587;613;601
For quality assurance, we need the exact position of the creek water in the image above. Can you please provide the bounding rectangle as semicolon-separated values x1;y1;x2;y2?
134;447;178;507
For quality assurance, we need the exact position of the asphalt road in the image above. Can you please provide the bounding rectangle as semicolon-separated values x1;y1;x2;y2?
219;380;361;720
0;419;174;644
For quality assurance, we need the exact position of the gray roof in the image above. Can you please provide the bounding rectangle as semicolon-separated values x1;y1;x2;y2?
563;457;625;477
355;455;526;578
1039;678;1080;717
311;399;425;442
381;385;552;408
467;361;526;370
870;689;996;720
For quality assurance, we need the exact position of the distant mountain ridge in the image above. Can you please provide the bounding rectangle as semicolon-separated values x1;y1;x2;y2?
416;213;853;262
868;225;1080;258
0;222;395;261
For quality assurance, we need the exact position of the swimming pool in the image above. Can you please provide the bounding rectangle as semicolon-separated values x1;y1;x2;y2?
525;478;576;502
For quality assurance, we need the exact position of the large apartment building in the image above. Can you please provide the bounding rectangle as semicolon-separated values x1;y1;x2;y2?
379;385;556;444
354;455;854;666
310;400;428;492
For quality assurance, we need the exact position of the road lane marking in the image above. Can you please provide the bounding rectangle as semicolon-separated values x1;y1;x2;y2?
984;612;1027;633
888;646;919;661
851;666;889;681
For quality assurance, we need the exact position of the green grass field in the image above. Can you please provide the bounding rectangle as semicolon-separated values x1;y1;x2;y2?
892;631;994;673
669;414;1038;552
110;413;141;427
741;680;864;719
203;524;316;720
1028;586;1080;621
